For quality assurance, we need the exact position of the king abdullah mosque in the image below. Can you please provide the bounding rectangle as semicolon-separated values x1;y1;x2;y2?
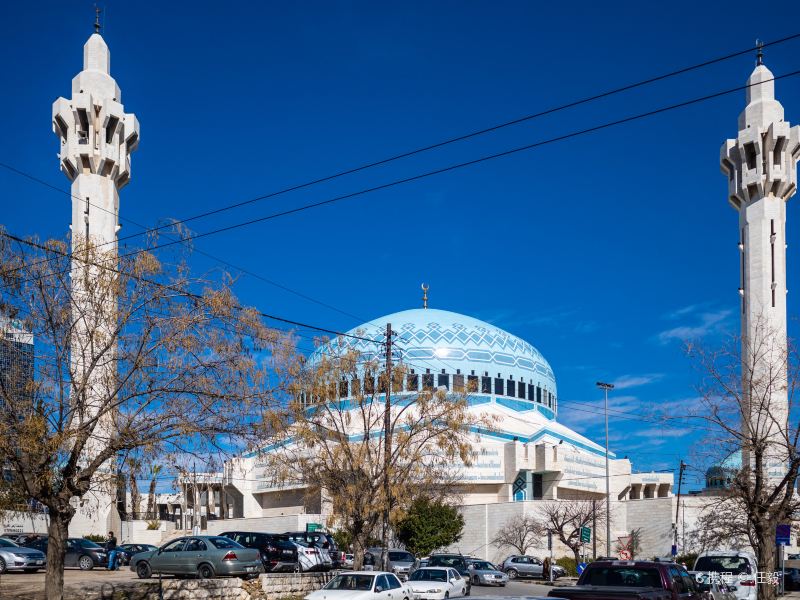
4;18;800;564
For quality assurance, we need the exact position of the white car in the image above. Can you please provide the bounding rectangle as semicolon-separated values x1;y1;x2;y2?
305;571;412;600
406;567;469;600
293;540;332;572
693;551;758;600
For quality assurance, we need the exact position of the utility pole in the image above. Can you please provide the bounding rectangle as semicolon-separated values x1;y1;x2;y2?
381;323;393;572
592;499;597;560
596;381;614;557
674;460;686;557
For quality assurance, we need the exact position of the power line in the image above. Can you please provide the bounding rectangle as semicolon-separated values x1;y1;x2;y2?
5;34;797;258
0;231;377;343
43;68;800;265
4;37;800;281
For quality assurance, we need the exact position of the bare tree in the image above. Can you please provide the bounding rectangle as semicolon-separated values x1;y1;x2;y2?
0;233;291;600
265;347;490;569
492;514;546;555
687;496;751;554
683;316;800;600
541;499;606;563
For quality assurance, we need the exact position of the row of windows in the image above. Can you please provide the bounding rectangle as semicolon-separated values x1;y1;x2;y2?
324;369;556;409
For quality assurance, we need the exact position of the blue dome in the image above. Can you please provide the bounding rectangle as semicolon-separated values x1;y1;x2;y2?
315;308;558;415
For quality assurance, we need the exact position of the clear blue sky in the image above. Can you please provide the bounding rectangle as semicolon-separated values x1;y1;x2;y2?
3;1;800;490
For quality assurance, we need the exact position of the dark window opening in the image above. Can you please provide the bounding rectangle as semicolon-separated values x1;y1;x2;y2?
536;387;542;403
481;376;491;394
105;115;119;144
506;379;515;397
533;474;543;499
422;373;434;391
407;373;419;392
467;375;479;392
518;381;526;399
528;384;535;401
364;374;375;395
453;374;465;393
339;380;348;398
774;137;786;166
438;373;449;389
744;142;758;170
494;378;504;396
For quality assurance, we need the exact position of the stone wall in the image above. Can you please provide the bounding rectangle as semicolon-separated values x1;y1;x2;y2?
260;571;336;600
58;578;251;600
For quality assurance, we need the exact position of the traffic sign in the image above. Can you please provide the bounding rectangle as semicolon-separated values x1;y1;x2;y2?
306;522;323;532
547;531;553;550
577;562;588;575
580;527;591;543
777;524;791;546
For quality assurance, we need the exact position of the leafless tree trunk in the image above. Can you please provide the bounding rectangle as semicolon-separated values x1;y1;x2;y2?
491;515;545;555
542;499;606;564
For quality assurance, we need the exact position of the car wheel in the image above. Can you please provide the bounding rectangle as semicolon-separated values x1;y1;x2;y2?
0;557;6;574
506;569;518;580
472;576;480;586
500;583;506;587
136;561;152;579
444;593;449;599
78;555;94;570
197;563;215;579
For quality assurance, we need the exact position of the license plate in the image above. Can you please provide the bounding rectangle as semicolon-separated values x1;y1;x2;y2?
35;561;43;565
283;550;293;555
246;566;256;572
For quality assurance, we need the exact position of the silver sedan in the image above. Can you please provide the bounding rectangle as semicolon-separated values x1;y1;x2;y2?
467;560;508;586
0;537;47;573
130;536;262;579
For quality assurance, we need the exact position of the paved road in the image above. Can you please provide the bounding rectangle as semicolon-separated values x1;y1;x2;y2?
0;568;149;599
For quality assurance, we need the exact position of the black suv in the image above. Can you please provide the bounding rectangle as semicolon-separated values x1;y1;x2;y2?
284;531;344;569
220;531;298;572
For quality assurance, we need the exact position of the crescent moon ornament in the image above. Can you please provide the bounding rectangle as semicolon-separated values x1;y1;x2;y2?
421;283;429;309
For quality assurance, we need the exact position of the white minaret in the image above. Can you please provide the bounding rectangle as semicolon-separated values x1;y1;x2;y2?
52;18;139;536
720;52;800;482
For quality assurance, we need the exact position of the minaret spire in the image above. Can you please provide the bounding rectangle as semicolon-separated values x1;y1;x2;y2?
756;38;764;66
720;60;800;485
94;5;101;34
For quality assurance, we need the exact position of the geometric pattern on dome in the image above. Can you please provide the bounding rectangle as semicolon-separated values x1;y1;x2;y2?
324;309;556;385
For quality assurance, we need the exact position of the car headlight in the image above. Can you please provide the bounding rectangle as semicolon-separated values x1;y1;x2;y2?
427;589;443;593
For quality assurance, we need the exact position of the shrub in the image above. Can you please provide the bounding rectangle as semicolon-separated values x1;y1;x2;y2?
84;534;106;543
146;520;161;530
556;556;578;576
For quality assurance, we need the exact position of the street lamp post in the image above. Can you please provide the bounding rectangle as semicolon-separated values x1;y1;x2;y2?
596;381;614;557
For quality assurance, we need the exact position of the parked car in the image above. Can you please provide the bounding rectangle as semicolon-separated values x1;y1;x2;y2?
285;531;345;568
548;559;703;600
24;536;107;570
305;571;412;600
552;564;567;579
344;554;355;568
466;559;507;586
499;555;544;579
427;554;475;580
368;548;416;580
220;531;298;572
784;567;800;591
116;543;158;566
0;537;47;573
406;567;469;599
691;572;737;600
291;539;331;572
693;551;757;600
130;536;262;579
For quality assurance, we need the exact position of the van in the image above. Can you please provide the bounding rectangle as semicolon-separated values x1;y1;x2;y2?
693;551;758;600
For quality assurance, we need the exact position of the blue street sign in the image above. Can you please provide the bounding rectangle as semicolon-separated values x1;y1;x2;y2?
577;563;588;575
671;544;677;556
777;524;791;546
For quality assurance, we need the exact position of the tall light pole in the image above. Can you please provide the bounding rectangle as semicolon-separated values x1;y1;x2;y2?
596;381;614;557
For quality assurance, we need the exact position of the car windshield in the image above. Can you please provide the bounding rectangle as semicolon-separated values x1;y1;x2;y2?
390;551;414;562
694;556;752;575
584;567;661;587
0;538;19;548
78;539;102;549
410;569;448;582
209;537;241;549
325;574;374;591
471;561;497;571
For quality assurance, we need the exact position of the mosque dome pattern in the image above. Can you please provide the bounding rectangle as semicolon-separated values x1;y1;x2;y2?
315;308;558;416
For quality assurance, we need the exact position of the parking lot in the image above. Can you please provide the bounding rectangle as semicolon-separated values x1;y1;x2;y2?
0;570;562;599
